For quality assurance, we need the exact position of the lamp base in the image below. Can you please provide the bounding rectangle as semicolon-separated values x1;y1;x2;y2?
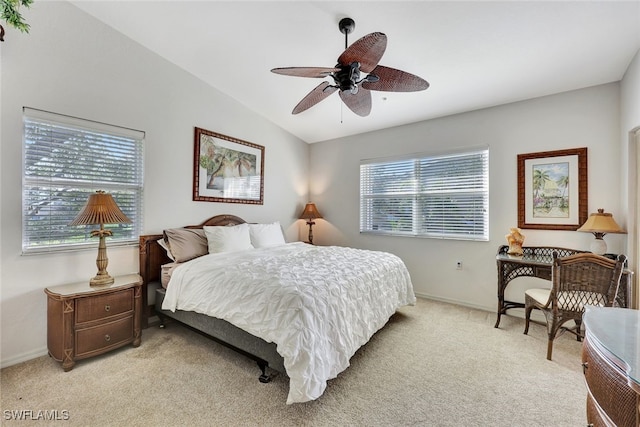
90;273;114;287
307;220;315;245
590;237;607;256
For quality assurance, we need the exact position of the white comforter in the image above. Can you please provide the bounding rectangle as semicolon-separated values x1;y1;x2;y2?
162;242;415;404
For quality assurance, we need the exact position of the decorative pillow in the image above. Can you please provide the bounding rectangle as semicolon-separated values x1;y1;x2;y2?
163;228;208;263
203;223;254;254
157;237;175;262
249;222;286;248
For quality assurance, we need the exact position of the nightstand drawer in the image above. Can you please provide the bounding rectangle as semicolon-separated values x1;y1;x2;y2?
75;316;134;358
76;289;134;323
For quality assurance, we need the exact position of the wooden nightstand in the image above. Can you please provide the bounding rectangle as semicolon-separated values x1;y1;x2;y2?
45;274;142;371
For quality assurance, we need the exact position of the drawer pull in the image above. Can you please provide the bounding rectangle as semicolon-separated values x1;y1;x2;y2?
104;334;111;342
104;305;110;312
582;362;588;374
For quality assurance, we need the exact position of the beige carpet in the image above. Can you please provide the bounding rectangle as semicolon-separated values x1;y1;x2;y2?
1;298;586;426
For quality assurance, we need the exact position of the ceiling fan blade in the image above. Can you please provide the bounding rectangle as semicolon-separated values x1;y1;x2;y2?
271;67;340;78
339;86;372;117
337;32;387;73
362;65;429;92
292;81;338;114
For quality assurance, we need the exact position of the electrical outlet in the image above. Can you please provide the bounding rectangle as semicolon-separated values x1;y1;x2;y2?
456;260;463;270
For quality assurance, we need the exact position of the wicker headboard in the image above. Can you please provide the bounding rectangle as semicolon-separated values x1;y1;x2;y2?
138;214;246;327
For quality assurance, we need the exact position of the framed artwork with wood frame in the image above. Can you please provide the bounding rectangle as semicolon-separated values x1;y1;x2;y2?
517;147;587;230
193;127;264;204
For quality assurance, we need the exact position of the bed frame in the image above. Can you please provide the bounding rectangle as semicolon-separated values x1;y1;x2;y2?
138;214;285;382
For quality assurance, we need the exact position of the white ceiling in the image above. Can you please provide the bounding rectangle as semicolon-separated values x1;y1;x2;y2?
69;1;640;144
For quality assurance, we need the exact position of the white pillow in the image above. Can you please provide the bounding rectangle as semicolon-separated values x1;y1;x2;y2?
203;223;254;254
249;222;286;248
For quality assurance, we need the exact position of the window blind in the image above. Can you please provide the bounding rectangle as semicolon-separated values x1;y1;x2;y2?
22;108;145;254
360;148;489;240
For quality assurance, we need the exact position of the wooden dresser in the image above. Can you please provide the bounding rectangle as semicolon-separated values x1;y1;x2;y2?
45;274;142;371
582;306;640;426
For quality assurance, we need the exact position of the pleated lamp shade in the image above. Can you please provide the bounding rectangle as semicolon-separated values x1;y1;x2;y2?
299;203;323;220
69;191;131;226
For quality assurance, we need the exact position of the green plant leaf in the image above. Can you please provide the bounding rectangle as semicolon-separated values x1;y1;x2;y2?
1;0;33;33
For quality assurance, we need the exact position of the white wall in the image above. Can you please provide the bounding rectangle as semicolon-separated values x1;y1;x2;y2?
309;83;626;311
0;2;309;366
620;48;640;284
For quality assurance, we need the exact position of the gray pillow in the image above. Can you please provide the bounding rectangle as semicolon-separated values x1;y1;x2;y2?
163;228;208;263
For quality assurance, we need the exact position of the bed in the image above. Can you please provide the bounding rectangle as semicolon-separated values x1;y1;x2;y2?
139;214;416;404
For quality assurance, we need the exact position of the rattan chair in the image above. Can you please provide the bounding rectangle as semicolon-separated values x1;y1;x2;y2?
523;252;626;360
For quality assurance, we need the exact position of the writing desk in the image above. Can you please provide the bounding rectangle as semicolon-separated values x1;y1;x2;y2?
494;245;632;328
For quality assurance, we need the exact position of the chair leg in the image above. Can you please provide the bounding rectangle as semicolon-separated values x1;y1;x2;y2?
546;319;562;361
574;319;582;342
546;338;554;361
524;305;533;335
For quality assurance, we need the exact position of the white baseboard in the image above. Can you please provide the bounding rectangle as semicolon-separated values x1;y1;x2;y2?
414;292;546;323
1;346;48;369
414;292;495;313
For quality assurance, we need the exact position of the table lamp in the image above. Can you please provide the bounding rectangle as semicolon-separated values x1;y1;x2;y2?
299;202;322;244
577;208;625;255
69;191;132;286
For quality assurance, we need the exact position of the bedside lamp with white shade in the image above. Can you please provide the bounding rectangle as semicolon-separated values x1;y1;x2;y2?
577;209;625;255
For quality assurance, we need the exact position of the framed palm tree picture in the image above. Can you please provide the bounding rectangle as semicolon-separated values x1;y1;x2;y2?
517;147;587;230
193;127;264;204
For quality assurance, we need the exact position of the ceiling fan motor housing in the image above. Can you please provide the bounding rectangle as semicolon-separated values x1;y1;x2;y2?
334;62;361;93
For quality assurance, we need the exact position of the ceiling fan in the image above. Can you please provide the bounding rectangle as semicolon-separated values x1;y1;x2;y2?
271;18;429;117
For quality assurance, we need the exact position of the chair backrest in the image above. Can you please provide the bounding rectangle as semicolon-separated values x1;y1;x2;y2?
551;252;626;313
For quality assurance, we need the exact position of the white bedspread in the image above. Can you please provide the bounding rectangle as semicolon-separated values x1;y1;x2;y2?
162;242;415;404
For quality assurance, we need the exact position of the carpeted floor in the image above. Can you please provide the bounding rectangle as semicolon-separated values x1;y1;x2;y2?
1;298;586;426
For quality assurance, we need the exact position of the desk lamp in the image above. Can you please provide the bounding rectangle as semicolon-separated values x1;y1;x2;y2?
577;209;625;255
69;191;132;286
299;203;322;244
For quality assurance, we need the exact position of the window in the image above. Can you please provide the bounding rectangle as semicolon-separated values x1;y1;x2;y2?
22;108;144;254
360;148;489;240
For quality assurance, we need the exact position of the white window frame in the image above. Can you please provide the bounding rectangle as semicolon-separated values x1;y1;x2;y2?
360;147;489;241
22;107;145;254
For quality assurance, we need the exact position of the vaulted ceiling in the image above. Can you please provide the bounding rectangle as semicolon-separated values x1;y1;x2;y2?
70;1;640;143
